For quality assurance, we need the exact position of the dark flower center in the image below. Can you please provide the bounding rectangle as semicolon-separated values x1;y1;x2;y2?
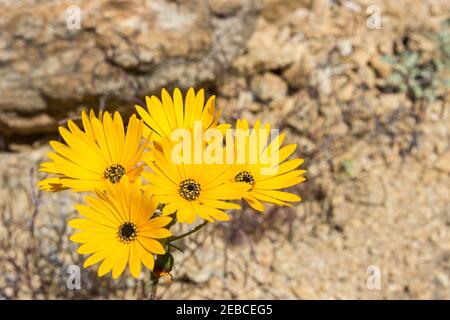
179;178;201;201
235;171;255;186
104;164;125;183
118;222;138;243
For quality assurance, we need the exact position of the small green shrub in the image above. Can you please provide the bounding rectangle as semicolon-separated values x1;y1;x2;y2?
383;20;450;102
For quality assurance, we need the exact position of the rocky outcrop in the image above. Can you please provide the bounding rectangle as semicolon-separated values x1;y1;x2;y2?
0;0;258;136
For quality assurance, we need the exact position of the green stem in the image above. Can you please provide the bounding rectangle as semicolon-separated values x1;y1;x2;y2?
169;221;208;243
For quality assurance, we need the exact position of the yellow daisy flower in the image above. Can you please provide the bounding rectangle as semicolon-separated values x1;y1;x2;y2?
38;110;146;192
230;119;306;212
143;140;249;224
135;87;228;142
68;178;172;279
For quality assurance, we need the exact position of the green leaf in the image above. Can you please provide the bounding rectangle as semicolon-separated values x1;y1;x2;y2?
387;72;403;85
381;55;397;64
340;159;354;177
413;85;424;98
399;83;408;92
404;52;419;68
424;89;436;102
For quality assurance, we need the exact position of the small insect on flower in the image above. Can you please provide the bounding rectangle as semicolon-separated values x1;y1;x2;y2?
135;87;229;142
230;119;306;211
38;110;147;192
143;139;250;224
68;178;172;279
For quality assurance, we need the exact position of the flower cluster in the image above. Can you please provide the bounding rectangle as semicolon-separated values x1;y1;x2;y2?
38;88;306;280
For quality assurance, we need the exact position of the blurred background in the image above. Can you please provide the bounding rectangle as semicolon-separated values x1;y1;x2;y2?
0;0;449;299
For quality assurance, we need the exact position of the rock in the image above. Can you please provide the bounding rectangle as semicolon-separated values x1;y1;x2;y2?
314;223;330;240
311;0;330;17
377;42;393;56
0;0;258;136
0;112;56;135
377;93;409;116
352;49;371;68
261;0;311;22
250;73;288;102
233;19;306;73
342;0;362;12
208;0;242;16
282;54;315;90
407;280;433;299
369;55;392;78
337;39;353;56
292;287;319;300
329;122;349;136
311;68;332;98
436;272;450;287
337;83;355;102
218;76;247;98
409;33;436;52
435;152;450;173
236;91;258;112
359;66;376;88
0;84;47;114
3;287;13;298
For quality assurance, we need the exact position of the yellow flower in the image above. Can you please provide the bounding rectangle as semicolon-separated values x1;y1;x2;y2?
230;119;306;211
135;88;228;142
143;139;249;224
38;110;146;192
68;178;172;279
